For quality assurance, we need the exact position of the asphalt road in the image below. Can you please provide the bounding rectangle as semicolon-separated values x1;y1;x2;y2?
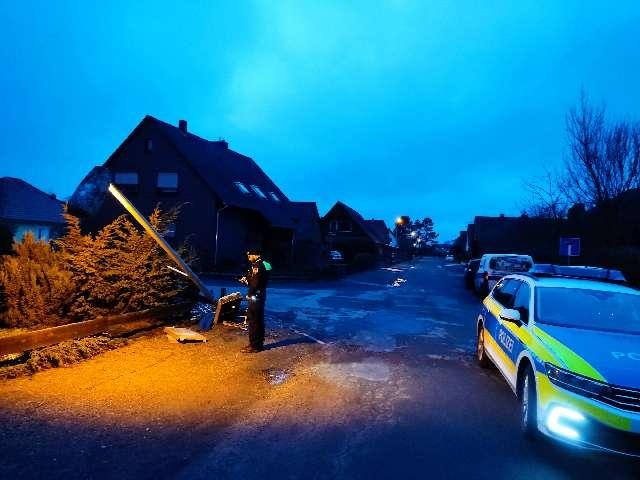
204;257;640;479
2;258;639;479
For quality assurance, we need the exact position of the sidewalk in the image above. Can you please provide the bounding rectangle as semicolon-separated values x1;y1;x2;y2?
0;324;376;479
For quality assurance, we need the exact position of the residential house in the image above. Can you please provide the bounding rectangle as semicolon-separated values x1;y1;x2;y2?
0;177;65;250
465;214;562;261
321;201;392;266
79;116;323;272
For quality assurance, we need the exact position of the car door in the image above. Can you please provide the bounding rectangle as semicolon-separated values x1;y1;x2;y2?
475;257;488;291
504;279;532;367
486;278;522;387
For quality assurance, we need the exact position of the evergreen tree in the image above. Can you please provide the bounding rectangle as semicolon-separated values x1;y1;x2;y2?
0;233;75;327
56;207;197;321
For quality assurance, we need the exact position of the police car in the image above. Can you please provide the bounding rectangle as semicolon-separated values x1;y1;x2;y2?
475;264;640;456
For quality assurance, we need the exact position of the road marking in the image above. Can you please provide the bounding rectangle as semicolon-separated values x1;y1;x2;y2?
289;327;326;345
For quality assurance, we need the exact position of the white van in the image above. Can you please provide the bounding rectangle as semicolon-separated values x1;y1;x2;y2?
474;254;533;294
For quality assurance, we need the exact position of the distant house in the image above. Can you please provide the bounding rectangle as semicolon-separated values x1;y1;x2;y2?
0;177;65;247
80;116;322;272
321;201;392;266
289;201;325;274
465;214;561;261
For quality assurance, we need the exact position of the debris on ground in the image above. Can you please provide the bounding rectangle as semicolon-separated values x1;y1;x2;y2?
262;367;292;385
0;335;128;380
164;327;207;343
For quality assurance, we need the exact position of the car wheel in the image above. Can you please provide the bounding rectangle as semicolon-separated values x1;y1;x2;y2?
520;365;538;439
476;325;491;368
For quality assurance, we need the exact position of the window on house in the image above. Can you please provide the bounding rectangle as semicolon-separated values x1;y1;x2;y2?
329;219;352;233
114;172;139;185
338;220;352;232
37;227;50;241
157;172;178;192
145;138;153;152
268;192;280;202
165;223;176;238
250;185;267;199
234;181;250;194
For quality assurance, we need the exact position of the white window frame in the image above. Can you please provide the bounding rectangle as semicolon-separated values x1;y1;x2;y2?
234;181;250;194
250;185;267;199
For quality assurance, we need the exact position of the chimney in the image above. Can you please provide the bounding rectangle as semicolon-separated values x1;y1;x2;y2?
178;119;188;133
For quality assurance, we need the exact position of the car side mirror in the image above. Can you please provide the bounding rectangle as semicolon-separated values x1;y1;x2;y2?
499;308;521;325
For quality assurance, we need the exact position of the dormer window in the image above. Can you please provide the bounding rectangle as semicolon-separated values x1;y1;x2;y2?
145;138;153;153
157;172;178;193
234;181;250;194
268;192;280;202
250;185;267;199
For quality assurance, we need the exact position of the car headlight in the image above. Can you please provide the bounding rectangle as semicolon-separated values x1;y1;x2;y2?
545;363;610;399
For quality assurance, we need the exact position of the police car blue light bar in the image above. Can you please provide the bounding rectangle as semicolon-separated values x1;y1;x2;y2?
528;264;626;283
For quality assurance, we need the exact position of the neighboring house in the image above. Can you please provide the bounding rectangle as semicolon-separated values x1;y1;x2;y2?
465;214;561;261
289;201;325;274
0;177;65;247
80;116;322;272
321;201;392;266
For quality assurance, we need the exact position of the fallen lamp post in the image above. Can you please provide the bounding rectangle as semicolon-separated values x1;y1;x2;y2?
108;183;217;305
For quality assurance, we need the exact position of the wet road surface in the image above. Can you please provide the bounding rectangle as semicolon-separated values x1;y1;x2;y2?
202;257;640;479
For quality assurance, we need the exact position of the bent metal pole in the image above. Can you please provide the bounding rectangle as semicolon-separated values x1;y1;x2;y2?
108;183;216;304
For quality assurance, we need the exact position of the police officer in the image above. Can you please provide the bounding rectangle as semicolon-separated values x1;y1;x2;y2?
239;249;271;353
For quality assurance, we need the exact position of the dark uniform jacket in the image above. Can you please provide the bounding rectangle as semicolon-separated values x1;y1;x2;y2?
246;260;269;303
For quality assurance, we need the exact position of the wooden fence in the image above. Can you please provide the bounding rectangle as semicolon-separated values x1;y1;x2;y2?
0;303;193;357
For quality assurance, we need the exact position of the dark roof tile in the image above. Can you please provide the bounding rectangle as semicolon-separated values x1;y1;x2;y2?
0;177;65;224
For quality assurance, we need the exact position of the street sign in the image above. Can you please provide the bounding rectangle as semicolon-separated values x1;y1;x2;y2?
559;237;581;257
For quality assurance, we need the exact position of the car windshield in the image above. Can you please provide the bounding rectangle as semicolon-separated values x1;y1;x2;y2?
535;287;640;334
489;256;532;272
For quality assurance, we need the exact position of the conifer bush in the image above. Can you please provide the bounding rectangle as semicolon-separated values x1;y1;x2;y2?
0;233;74;327
56;207;198;321
0;207;197;328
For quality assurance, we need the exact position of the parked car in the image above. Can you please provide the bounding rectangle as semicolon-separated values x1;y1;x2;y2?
475;264;640;456
445;254;454;262
464;259;480;290
474;253;533;295
329;250;344;263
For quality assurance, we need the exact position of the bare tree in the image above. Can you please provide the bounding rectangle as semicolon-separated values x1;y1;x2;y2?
522;168;566;220
564;92;640;206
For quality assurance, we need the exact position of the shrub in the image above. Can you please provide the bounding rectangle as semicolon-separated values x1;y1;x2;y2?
0;206;197;328
0;233;75;327
56;207;198;321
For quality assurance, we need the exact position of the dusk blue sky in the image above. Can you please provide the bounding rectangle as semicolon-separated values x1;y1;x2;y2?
2;1;640;240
